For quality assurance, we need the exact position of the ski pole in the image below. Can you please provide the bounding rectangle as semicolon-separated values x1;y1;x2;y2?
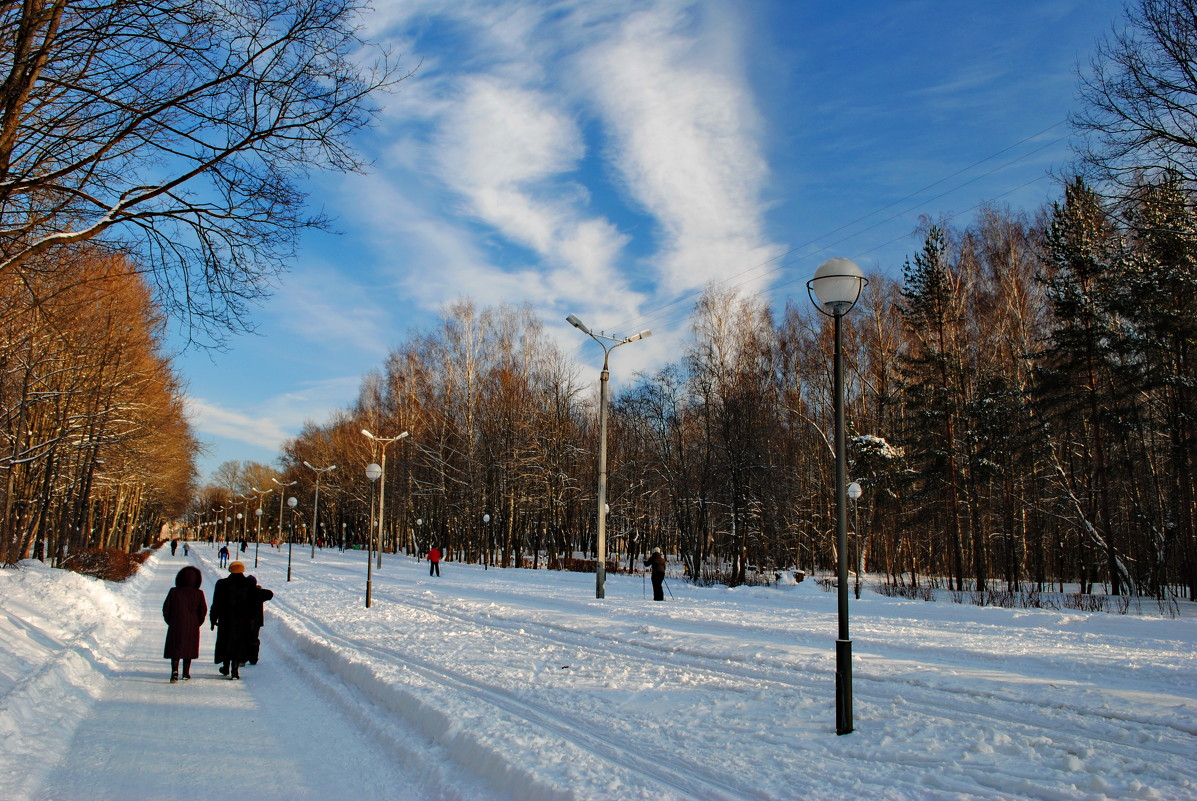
663;578;675;600
642;570;646;599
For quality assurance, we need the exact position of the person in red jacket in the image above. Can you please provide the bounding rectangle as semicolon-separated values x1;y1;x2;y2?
162;565;207;682
428;546;441;576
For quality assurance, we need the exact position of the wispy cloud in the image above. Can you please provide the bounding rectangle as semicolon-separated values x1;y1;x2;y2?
358;0;778;321
186;375;364;456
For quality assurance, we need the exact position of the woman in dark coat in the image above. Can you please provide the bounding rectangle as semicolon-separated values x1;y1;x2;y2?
210;562;254;679
162;565;207;682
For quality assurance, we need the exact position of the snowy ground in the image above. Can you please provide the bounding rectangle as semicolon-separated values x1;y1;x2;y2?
1;546;1195;801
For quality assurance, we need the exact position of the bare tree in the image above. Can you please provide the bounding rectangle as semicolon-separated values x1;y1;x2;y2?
1073;0;1197;187
0;0;406;343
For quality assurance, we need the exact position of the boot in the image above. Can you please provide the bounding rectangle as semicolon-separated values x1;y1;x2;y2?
170;672;179;683
219;662;229;676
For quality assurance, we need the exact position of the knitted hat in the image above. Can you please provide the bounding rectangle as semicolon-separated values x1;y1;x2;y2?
652;547;662;554
228;561;245;573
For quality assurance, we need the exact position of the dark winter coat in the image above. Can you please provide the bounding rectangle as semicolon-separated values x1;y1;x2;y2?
245;575;274;629
644;552;666;576
163;566;207;659
210;572;255;664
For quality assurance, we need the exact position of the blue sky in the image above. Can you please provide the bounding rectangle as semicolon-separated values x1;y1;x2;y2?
175;0;1128;482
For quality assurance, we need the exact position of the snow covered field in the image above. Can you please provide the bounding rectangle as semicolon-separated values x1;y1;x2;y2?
1;546;1194;801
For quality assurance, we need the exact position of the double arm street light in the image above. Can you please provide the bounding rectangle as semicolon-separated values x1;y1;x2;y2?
302;461;337;558
286;496;298;581
272;478;298;545
250;486;273;567
362;429;410;608
567;314;652;599
808;256;868;736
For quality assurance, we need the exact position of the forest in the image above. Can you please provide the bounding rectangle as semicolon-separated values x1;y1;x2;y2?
194;176;1193;604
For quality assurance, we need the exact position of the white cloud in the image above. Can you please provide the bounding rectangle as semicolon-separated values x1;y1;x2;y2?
575;2;782;295
343;0;779;352
187;376;364;455
186;398;292;452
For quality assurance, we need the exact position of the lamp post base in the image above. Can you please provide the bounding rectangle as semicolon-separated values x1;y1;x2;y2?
836;638;854;735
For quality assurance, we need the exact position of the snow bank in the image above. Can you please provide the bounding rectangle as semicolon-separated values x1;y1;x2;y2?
0;560;145;796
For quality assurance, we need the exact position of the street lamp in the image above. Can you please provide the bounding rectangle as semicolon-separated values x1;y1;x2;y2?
364;461;383;607
286;496;298;582
250;486;273;567
272;477;298;545
848;481;863;600
566;313;651;599
482;513;491;570
808;256;867;736
302;461;337;558
254;508;264;566
361;429;409;570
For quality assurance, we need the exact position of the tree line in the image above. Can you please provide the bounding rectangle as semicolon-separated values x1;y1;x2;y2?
210;179;1191;602
0;249;196;564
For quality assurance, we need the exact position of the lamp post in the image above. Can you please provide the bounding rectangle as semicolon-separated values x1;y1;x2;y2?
364;462;382;607
302;461;337;559
273;478;298;546
286;496;298;581
566;313;652;599
361;429;410;570
250;486;273;567
254;508;264;566
848;481;863;600
808;256;868;736
482;513;491;569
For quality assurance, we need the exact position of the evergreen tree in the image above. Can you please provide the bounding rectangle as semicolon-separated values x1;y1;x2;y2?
899;225;970;591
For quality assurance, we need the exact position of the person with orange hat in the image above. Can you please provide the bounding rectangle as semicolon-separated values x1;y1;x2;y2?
210;561;253;679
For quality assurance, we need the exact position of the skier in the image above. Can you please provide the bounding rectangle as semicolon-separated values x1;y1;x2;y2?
644;547;666;601
428;545;442;577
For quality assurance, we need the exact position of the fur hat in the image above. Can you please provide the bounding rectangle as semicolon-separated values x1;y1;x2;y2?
652;547;662;554
228;561;245;573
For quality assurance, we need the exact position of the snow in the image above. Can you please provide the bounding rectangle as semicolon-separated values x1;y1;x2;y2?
1;547;1195;801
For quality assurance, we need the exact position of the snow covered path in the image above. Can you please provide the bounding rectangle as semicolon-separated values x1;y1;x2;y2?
3;546;1196;800
27;550;425;801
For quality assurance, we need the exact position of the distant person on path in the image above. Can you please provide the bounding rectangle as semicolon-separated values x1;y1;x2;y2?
240;539;247;553
428;546;441;576
218;544;230;568
210;562;253;679
162;566;207;683
644;547;666;601
170;538;178;556
183;542;189;557
245;575;274;666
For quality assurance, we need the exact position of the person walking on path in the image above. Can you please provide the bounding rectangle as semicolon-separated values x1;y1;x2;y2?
218;544;230;568
170;538;178;556
428;546;442;576
210;561;254;679
245;575;274;666
162;566;207;682
644;547;666;601
182;542;189;557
